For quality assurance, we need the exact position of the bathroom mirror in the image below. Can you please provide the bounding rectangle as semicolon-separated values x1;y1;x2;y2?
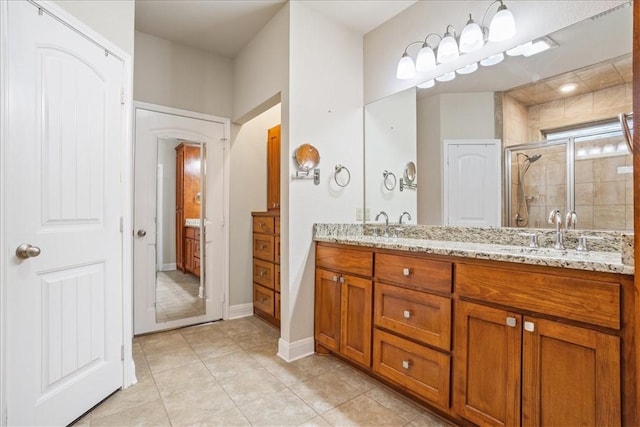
404;162;416;183
294;143;320;171
364;2;632;231
155;138;205;322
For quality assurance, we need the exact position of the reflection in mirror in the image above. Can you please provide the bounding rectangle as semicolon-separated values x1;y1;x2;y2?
155;138;205;322
365;2;632;230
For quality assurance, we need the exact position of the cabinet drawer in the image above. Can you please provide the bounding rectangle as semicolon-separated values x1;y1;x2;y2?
275;264;280;292
376;253;452;294
374;283;451;350
253;258;275;289
275;217;280;234
373;329;450;408
253;216;275;234
275;236;280;264
185;226;200;239
194;241;200;259
456;264;621;329
316;245;373;277
254;284;274;316
253;234;275;262
275;292;281;320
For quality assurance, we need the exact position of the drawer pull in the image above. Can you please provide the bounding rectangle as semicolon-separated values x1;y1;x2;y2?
259;244;267;250
402;268;411;276
506;317;517;328
402;360;412;369
339;276;345;284
333;275;339;282
524;321;535;332
403;310;412;319
259;270;267;277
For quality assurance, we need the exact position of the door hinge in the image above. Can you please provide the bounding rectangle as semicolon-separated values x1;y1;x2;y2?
119;217;124;232
121;344;125;361
120;89;126;105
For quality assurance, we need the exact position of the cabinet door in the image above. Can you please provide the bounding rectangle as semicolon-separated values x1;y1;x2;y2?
340;274;372;367
184;237;194;274
267;125;280;210
315;269;342;352
176;211;184;271
522;317;621;426
454;301;521;427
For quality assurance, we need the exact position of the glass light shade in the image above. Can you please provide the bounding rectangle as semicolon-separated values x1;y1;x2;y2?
415;45;436;72
480;52;504;66
456;62;478;75
435;71;456;82
417;79;435;89
488;5;516;42
436;32;459;63
459;18;484;53
396;53;416;80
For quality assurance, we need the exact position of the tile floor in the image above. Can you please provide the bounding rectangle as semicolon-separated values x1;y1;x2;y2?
74;316;452;426
155;270;205;322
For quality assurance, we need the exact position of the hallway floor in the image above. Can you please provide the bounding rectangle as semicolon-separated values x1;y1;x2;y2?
155;270;205;322
74;316;451;426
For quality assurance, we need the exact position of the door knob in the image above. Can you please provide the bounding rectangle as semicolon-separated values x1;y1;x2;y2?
137;229;147;237
16;244;41;259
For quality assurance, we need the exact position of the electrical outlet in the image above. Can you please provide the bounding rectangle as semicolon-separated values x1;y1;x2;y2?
356;208;363;221
365;208;371;221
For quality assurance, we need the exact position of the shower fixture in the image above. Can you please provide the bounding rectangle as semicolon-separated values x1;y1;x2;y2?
514;152;542;226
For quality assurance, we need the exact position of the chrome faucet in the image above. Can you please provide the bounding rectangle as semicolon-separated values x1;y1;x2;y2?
399;211;412;224
548;209;565;250
375;211;390;237
565;210;577;230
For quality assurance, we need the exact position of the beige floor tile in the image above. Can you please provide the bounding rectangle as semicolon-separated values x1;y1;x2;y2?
162;382;236;426
403;410;453;427
218;366;287;406
298;415;332;427
69;412;91;426
366;386;424;422
180;322;227;344
186;407;251;427
232;330;281;350
245;342;280;366
203;350;262;381
289;371;369;414
91;399;169;426
138;330;190;354
190;337;243;360
216;317;267;336
265;354;344;386
333;364;378;393
322;395;408;427
90;377;160;420
145;346;200;374
238;388;317;427
153;361;216;397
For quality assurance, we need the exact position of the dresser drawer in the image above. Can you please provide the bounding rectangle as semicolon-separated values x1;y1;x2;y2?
253;216;275;234
253;234;275;262
253;258;275;289
254;284;274;316
185;226;200;240
376;253;452;294
275;217;280;234
275;292;281;320
275;236;280;264
456;263;621;329
275;264;280;292
375;283;451;350
373;329;450;408
316;245;373;277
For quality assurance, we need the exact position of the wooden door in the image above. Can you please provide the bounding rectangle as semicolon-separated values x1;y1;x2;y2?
454;301;521;427
522;317;621;426
340;274;373;367
267;125;281;210
175;146;185;271
5;2;124;424
315;269;342;352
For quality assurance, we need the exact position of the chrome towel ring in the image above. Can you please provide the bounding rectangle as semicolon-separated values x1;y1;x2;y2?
383;170;397;191
334;164;351;188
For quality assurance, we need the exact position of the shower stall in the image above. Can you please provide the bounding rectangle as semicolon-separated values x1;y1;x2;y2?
505;121;633;231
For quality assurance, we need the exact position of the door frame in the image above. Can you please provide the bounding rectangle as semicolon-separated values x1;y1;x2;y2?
133;101;232;327
0;0;134;422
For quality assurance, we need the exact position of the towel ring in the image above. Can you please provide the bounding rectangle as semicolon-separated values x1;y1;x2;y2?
383;170;397;191
334;164;351;188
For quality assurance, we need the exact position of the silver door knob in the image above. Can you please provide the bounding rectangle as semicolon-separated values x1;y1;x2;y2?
16;244;41;259
137;229;147;237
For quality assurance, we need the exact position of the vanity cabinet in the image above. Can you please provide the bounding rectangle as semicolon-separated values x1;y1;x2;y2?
454;263;622;426
252;213;280;327
315;245;373;367
175;143;201;274
184;227;200;277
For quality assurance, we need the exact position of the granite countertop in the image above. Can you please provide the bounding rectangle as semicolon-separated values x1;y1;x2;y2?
185;218;200;227
313;224;634;275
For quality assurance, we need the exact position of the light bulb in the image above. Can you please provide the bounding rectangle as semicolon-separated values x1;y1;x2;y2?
396;53;416;80
456;62;478;75
489;3;516;42
436;28;459;63
417;79;435;89
459;15;484;53
480;52;504;66
435;71;456;82
415;44;436;72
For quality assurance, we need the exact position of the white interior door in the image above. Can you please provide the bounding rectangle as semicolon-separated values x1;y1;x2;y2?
444;140;501;227
134;106;227;335
5;2;124;425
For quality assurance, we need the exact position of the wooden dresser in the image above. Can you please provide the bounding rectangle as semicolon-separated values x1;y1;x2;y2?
252;211;280;327
175;143;201;273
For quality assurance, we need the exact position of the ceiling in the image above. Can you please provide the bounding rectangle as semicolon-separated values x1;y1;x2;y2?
135;0;417;58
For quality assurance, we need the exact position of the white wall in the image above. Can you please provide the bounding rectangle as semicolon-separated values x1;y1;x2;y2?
417;92;495;224
365;87;417;225
54;0;135;55
363;1;627;103
134;31;233;118
286;2;364;345
229;104;281;306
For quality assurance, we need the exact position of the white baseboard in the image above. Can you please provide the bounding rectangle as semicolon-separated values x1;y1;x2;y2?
161;263;176;271
227;303;253;319
277;337;315;362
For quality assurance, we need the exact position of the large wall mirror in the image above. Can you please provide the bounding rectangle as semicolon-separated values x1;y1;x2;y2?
364;2;633;231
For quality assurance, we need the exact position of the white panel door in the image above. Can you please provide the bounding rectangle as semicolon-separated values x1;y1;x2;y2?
444;140;501;227
134;107;226;335
5;2;124;425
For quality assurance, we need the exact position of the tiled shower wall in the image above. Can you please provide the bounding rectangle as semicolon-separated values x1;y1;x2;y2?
504;83;633;231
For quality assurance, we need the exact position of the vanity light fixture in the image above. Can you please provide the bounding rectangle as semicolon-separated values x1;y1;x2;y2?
459;14;484;53
415;34;440;72
435;71;456;82
480;52;504;66
436;25;459;63
456;62;478;75
417;79;435;89
396;50;417;80
487;0;516;41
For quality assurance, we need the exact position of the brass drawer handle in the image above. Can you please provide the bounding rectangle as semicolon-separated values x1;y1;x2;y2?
259;244;267;250
333;275;339;282
402;360;412;370
402;268;411;276
403;310;411;319
506;317;517;328
259;270;267;277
